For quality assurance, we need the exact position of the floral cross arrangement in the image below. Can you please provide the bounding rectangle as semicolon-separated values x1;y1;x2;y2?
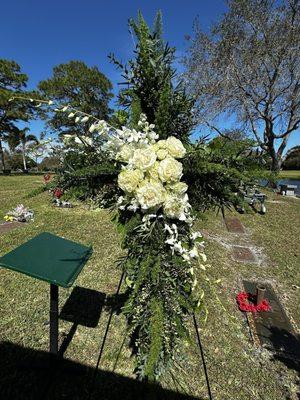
4;204;34;223
9;96;207;381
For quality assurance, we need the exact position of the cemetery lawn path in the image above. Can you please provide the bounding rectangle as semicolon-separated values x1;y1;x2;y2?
0;175;299;400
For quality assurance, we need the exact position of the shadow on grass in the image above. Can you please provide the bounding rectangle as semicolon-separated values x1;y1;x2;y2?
267;326;300;373
0;341;202;400
59;286;106;356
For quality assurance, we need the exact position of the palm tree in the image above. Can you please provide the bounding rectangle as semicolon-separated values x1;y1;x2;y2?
14;127;39;171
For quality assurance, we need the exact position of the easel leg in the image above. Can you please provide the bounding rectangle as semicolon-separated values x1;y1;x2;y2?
50;284;59;355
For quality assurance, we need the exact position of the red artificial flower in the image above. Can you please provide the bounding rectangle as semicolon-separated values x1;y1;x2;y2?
54;188;63;199
236;291;271;313
44;174;51;183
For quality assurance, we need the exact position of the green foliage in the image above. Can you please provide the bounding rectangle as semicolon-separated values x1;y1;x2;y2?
0;59;37;170
117;213;197;381
39;156;60;171
184;137;268;213
110;11;194;142
38;61;113;136
56;148;119;205
7;152;36;170
283;146;300;170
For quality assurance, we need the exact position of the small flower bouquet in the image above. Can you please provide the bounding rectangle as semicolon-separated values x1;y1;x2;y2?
4;204;34;223
51;188;73;208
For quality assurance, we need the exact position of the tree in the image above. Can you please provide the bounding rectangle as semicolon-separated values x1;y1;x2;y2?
110;11;195;143
11;127;39;171
0;59;35;170
184;0;300;171
38;61;113;138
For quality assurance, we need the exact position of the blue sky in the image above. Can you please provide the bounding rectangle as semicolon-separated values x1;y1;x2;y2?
1;0;299;151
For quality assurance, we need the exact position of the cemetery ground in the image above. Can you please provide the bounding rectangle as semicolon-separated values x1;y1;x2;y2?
0;175;299;400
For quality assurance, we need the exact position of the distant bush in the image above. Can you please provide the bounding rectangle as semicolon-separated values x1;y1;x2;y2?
282;147;300;170
39;156;61;171
8;153;36;171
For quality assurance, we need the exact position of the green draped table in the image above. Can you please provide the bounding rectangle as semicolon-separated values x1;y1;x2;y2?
0;232;92;355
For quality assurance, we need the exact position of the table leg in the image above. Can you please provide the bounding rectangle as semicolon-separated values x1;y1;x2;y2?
50;283;59;355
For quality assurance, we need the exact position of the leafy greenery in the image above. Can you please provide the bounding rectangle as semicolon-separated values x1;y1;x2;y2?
56;147;119;205
184;135;269;213
282;146;300;170
115;210;199;380
38;60;113;137
0;59;37;170
110;11;194;143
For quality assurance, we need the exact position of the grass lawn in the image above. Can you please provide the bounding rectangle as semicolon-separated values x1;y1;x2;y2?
279;170;300;180
0;175;299;400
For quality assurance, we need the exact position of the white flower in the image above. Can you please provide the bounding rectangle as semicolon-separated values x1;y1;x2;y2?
156;149;169;160
75;116;80;123
48;100;53;105
158;157;183;183
173;241;184;254
163;194;187;220
68;112;75;118
116;144;134;163
147;161;160;180
199;253;207;262
118;169;144;193
168;182;188;195
136;181;165;210
81;116;89;122
189;247;199;259
165;137;186;159
190;231;202;240
89;124;96;133
62;106;68;112
132;148;157;171
164;224;173;235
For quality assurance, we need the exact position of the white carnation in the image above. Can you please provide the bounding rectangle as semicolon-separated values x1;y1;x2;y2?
118;169;144;193
136;181;165;210
158;157;183;183
132;148;157;171
166;136;186;159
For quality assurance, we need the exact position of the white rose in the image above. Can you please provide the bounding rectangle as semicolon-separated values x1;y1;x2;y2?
132;148;157;171
158;157;183;183
118;169;144;193
166;136;186;159
156;149;169;160
147;161;160;180
136;181;165;210
116;144;134;162
163;194;186;220
168;182;188;195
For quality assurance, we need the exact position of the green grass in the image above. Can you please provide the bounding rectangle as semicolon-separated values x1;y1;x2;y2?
279;170;300;179
0;175;299;400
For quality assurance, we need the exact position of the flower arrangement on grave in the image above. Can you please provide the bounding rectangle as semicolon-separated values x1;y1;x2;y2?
50;187;73;208
8;96;206;381
4;204;34;223
43;174;51;184
236;292;271;312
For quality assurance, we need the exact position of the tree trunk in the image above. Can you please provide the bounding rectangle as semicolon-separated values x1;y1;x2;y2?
22;142;27;171
0;139;6;171
271;155;282;173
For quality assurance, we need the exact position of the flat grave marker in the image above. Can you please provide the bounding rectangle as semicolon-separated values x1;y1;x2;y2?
0;221;25;235
224;217;245;234
232;246;256;263
243;280;300;363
